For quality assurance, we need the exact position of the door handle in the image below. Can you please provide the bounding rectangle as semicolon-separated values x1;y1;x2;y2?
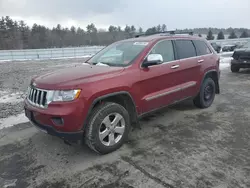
171;65;179;69
198;59;204;63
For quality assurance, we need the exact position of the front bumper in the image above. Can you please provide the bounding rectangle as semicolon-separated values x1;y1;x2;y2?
25;108;83;143
231;59;250;68
24;98;87;142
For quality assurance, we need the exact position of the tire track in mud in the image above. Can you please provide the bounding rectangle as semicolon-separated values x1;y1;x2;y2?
122;81;250;188
121;156;175;188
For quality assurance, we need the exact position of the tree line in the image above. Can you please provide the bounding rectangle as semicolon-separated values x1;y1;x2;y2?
0;16;249;50
206;29;249;40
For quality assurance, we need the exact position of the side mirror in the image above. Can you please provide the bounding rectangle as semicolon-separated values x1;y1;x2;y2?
142;54;163;68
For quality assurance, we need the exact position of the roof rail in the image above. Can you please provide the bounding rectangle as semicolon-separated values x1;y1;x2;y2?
135;30;193;38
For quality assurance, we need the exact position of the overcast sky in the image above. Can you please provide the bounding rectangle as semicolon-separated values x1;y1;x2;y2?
0;0;249;30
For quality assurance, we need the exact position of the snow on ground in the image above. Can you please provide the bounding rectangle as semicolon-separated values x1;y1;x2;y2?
0;90;28;129
220;63;230;70
0;92;24;103
0;90;9;96
220;57;232;70
0;113;28;129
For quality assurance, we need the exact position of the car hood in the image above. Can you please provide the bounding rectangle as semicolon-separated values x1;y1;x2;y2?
234;48;250;53
32;64;125;89
233;47;250;60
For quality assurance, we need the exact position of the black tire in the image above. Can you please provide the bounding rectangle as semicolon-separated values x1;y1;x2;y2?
193;77;216;109
84;102;130;154
231;65;240;73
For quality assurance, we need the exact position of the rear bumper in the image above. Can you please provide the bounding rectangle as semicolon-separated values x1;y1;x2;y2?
25;108;83;143
231;59;250;68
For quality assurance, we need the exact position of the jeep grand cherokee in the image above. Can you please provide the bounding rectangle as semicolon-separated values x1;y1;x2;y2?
24;31;220;154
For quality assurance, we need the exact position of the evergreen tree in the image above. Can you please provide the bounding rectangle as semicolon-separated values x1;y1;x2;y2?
162;24;167;32
130;25;136;37
228;31;237;39
124;25;131;38
1;16;250;50
217;31;225;40
206;30;214;40
156;24;161;32
240;31;249;38
138;27;143;34
108;25;118;41
117;26;122;32
0;17;6;49
145;27;157;35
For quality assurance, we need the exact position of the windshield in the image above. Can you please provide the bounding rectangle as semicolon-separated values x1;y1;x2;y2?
87;41;149;66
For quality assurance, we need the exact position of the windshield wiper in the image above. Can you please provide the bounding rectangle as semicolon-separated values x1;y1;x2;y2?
91;62;124;67
92;62;112;66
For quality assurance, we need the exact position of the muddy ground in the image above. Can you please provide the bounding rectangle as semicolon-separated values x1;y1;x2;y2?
0;59;250;188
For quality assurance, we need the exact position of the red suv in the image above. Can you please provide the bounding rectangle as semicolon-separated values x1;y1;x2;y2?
24;32;220;154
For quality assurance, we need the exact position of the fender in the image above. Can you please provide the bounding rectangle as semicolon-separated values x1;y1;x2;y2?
82;91;138;130
200;69;220;94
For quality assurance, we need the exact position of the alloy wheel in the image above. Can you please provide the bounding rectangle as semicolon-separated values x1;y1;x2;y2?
99;113;125;146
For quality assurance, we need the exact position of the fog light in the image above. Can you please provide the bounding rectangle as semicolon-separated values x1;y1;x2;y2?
52;117;64;126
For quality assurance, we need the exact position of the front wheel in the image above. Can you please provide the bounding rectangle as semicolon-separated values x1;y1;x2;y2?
193;77;216;109
84;102;130;154
231;65;240;73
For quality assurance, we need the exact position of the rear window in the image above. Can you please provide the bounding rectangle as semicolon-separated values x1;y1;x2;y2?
193;40;212;56
174;40;196;59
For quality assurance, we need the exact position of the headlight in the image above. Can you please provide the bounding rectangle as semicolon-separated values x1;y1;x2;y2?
49;89;81;102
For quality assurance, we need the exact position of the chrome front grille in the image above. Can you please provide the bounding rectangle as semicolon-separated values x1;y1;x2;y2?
27;87;47;108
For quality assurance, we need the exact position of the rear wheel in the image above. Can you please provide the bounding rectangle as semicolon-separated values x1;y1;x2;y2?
231;65;240;73
193;77;216;108
84;102;130;154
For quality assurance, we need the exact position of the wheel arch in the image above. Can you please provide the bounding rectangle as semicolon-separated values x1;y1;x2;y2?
83;91;138;130
201;70;220;94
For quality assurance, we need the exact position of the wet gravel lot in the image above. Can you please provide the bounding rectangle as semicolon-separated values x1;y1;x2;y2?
0;59;250;188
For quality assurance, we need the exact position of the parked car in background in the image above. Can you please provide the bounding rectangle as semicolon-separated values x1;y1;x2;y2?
222;44;238;52
231;42;250;72
210;42;221;53
24;31;220;154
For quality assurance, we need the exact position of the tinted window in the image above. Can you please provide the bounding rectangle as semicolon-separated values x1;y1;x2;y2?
193;40;212;55
175;40;196;59
149;40;175;62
